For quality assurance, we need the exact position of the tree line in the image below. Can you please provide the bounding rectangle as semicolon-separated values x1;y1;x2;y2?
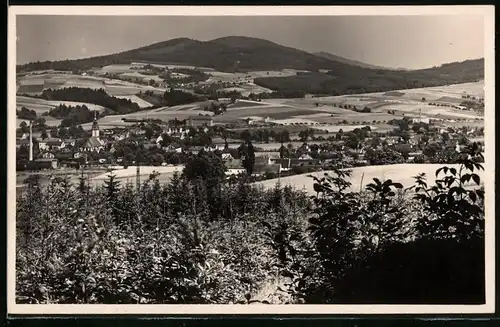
38;87;141;114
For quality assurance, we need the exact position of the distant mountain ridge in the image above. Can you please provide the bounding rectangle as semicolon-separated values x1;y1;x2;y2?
17;35;483;73
17;36;484;96
18;36;347;73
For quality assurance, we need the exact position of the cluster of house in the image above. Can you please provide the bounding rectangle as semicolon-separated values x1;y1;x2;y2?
16;115;219;161
16;108;483;172
223;150;322;176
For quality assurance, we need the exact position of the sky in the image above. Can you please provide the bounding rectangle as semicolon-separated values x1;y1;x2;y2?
16;15;485;69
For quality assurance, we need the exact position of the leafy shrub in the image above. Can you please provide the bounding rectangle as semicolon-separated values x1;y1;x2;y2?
16;144;485;304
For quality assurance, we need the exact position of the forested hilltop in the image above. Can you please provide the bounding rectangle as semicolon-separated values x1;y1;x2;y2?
17;36;483;96
253;59;484;95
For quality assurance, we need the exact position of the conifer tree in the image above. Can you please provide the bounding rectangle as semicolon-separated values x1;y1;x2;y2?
242;141;255;176
104;170;121;224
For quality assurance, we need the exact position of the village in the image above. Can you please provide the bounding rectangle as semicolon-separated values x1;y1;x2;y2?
16;104;484;188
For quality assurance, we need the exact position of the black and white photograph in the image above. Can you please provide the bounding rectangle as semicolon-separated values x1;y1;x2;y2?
8;6;495;315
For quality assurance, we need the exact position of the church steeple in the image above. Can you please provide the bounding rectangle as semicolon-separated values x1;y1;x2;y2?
92;111;100;138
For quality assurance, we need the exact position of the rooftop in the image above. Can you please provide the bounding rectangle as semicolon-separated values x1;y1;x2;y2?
225;159;242;169
85;137;104;148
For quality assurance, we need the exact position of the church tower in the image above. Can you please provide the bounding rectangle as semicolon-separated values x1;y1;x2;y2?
91;111;100;139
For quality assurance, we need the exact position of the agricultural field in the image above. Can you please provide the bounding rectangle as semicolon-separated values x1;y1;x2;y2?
16;117;62;128
119;72;165;83
206;69;304;84
254;163;485;195
16;95;107;127
17;70;166;99
18;73;108;93
114;95;154;108
104;83;166;96
220;82;273;96
17;68;484;137
98;64;136;74
228;100;266;109
213;105;322;123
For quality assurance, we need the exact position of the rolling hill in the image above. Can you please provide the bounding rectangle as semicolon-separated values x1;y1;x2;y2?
17;36;353;73
253;58;484;96
17;36;484;96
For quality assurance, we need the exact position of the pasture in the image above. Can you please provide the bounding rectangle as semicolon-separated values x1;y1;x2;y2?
254;163;485;195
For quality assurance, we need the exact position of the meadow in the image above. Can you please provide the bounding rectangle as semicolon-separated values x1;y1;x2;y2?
254;163;486;195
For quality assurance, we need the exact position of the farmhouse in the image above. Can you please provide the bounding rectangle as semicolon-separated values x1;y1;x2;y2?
61;139;77;148
253;163;282;176
254;154;274;165
225;158;246;175
204;144;225;152
187;115;214;128
40;151;56;159
222;153;235;161
411;117;431;124
270;158;292;171
290;158;322;168
164;144;183;153
83;137;105;152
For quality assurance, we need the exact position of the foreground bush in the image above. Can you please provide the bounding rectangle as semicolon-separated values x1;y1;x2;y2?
16;144;485;304
333;237;485;304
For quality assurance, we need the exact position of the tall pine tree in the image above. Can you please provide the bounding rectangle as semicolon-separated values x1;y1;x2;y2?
242;140;255;176
104;170;122;224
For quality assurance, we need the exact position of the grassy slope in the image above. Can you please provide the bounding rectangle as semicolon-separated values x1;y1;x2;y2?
254;163;485;195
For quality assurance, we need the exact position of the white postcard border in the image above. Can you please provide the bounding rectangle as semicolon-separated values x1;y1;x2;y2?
7;5;496;315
